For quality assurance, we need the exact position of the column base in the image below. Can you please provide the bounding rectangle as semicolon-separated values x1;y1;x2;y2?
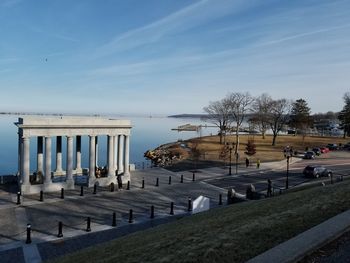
43;182;55;192
122;172;131;184
21;183;32;195
75;168;83;175
66;178;75;189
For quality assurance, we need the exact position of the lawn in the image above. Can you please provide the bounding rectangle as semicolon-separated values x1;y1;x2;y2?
51;180;350;263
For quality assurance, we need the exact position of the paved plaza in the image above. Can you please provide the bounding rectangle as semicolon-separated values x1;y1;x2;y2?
0;167;230;262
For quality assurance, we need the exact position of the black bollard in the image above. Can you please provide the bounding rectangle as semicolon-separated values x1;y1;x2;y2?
168;176;172;185
127;181;130;190
170;202;174;215
60;188;64;199
26;224;32;244
142;162;145;169
150;205;155;219
129;209;133;223
188;198;192;212
192;172;195;182
16;191;21;205
219;194;223;205
330;173;333;184
180;174;183;183
112;212;116;227
110;183;115;192
155;178;159;187
93;184;97;194
39;190;43;202
57;221;63;237
86;217;91;232
142;178;145;189
80;186;84;196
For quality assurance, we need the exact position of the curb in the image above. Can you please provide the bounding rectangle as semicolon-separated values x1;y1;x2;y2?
246;209;350;263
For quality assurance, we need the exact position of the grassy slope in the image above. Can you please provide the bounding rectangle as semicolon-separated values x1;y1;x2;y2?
52;180;350;263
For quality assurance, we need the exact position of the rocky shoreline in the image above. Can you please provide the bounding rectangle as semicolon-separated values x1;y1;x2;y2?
144;141;189;167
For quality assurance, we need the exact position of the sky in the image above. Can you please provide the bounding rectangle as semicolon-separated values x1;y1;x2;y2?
0;0;350;116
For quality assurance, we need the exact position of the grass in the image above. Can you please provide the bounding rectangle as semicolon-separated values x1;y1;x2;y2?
51;180;350;263
171;134;349;165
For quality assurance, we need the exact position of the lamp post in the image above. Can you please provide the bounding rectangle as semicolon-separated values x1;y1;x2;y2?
286;156;290;189
229;146;232;175
235;152;239;175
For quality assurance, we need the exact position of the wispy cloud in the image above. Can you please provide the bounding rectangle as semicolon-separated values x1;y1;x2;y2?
28;25;78;43
0;0;22;8
94;0;266;57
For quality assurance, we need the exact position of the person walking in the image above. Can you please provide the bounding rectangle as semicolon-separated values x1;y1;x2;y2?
245;157;250;168
256;159;260;169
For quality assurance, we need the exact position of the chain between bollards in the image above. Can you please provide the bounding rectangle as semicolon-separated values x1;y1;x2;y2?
86;217;91;232
80;186;84;196
170;202;174;215
150;205;154;219
60;188;64;199
57;221;63;237
112;212;117;227
155;178;159;187
39;190;43;202
26;224;31;244
129;209;133;223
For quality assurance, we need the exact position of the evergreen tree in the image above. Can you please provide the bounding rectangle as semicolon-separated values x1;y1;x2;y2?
290;98;311;136
245;140;256;156
338;93;350;138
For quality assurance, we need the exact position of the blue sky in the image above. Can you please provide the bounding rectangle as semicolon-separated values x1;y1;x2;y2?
0;0;349;115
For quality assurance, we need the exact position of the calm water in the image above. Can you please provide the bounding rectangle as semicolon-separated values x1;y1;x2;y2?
0;115;216;175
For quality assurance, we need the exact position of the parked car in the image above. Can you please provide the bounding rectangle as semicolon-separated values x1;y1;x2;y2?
312;148;321;156
327;143;339;150
343;143;350;149
303;165;332;178
303;151;315;159
320;147;330;153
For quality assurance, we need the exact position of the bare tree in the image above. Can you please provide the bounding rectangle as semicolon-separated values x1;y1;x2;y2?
251;93;273;139
203;98;231;144
226;92;254;156
268;99;291;146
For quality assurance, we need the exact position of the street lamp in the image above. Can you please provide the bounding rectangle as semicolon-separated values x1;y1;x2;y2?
235;152;239;175
286;156;290;189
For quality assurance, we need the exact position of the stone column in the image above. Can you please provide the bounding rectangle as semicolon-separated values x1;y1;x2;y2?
44;136;52;185
95;136;98;167
113;135;118;171
22;137;30;186
55;136;62;173
66;136;74;188
107;135;114;177
17;132;21;176
117;135;123;174
123;135;130;179
37;137;44;173
75;135;82;173
89;136;96;178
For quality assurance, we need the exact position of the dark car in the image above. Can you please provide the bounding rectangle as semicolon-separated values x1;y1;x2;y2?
312;148;321;156
303;165;332;178
327;144;338;150
303;151;315;159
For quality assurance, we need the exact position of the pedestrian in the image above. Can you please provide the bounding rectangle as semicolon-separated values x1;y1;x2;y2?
245;157;249;168
267;179;272;197
256;159;260;169
117;174;123;189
